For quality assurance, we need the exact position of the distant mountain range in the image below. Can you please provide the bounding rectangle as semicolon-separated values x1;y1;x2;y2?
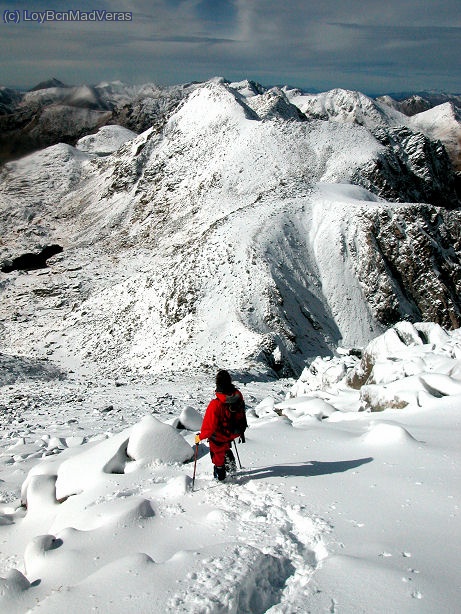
1;78;460;166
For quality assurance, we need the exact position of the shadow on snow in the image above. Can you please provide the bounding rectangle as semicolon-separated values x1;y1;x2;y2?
236;457;373;482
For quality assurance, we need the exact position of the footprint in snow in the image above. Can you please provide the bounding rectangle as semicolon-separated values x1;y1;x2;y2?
197;479;328;610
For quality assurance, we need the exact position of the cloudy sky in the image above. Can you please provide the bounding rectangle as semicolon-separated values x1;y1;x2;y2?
1;0;460;94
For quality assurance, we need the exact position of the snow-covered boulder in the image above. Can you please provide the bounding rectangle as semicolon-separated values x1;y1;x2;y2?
127;415;194;464
287;321;461;413
360;422;418;445
176;406;203;431
21;415;194;507
414;322;450;346
347;323;426;389
0;568;31;608
360;383;411;412
276;396;337;421
55;429;131;501
289;355;355;397
253;396;278;417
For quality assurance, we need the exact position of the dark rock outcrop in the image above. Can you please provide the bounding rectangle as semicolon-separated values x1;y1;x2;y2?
1;245;63;273
0;87;23;115
353;126;459;207
349;205;461;329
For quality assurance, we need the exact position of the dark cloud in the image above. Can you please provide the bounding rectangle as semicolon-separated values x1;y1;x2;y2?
0;0;459;93
138;35;236;44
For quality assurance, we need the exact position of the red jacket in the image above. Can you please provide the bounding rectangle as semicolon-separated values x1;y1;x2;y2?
200;389;247;443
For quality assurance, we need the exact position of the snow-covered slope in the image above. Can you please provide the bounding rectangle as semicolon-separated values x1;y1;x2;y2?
76;125;138;156
0;321;460;613
1;80;460;380
287;87;461;177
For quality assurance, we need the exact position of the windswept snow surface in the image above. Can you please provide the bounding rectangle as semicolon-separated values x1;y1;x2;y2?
0;322;460;613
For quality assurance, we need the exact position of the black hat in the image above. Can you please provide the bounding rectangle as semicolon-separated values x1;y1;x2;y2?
215;369;234;394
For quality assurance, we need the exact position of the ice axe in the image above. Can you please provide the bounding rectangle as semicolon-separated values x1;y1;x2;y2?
191;443;199;492
233;439;242;469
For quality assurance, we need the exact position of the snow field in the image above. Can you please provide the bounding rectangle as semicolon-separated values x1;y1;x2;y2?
1;323;461;611
0;311;458;596
0;399;328;613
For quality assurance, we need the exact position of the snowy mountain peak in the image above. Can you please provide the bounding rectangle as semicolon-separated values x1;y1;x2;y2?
286;87;406;129
168;80;258;132
29;77;69;91
229;79;267;98
245;87;308;122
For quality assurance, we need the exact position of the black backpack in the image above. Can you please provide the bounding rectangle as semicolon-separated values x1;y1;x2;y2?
218;396;247;440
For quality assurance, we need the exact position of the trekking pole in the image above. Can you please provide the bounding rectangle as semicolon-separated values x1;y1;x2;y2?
192;443;199;492
233;439;242;469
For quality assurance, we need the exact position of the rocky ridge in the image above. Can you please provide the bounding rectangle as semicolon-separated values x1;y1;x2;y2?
1;79;461;377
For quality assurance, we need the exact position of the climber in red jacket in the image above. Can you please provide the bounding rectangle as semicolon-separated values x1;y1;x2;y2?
195;370;247;481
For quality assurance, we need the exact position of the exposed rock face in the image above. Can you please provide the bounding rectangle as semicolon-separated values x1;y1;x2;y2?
348;205;461;329
353;126;459;207
0;87;23;115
